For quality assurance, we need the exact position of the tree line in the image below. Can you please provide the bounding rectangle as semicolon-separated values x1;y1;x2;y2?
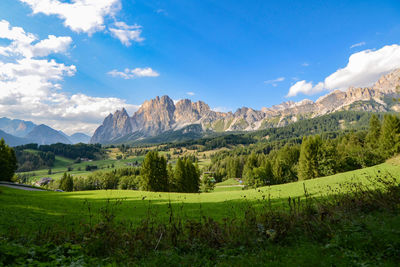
15;143;103;160
54;151;201;193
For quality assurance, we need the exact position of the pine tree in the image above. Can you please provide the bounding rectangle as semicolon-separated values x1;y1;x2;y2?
140;151;168;192
298;135;322;180
380;114;400;157
174;158;200;193
366;114;381;149
174;158;186;192
59;172;74;191
0;138;17;182
272;144;300;183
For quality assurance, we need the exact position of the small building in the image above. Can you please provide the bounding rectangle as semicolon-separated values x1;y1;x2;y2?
36;177;54;186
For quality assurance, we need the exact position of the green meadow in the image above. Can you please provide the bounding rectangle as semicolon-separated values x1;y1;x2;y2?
2;158;400;236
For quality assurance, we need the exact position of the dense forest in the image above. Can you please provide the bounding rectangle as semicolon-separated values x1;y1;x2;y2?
206;114;398;187
15;150;55;172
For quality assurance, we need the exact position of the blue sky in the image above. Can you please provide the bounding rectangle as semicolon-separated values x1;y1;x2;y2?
0;0;400;134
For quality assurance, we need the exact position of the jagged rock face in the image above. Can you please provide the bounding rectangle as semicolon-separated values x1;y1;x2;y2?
91;69;400;144
131;95;176;136
90;108;132;144
373;69;400;93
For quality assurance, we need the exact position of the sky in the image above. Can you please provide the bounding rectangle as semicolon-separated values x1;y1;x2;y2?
0;0;400;135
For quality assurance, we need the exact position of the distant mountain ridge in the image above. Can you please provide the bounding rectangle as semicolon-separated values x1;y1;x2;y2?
0;118;92;146
91;69;400;144
69;133;91;144
26;125;72;145
0;117;36;137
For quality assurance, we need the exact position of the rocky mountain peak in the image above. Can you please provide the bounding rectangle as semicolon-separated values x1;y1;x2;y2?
373;69;400;93
91;69;400;144
90;108;133;144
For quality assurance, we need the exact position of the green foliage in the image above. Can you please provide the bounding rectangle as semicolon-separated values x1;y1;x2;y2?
118;175;139;190
0;138;17;182
140;151;168;192
16;143;103;160
366;114;381;149
59;172;73;192
298;135;323;180
73;167;140;191
272;144;300;183
174;157;200;193
15;150;55;172
380;114;400;157
201;173;216;192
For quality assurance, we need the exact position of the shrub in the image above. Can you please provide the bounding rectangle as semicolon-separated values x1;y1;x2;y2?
118;175;139;190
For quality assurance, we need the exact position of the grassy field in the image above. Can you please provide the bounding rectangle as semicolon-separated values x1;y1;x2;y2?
2;158;400;236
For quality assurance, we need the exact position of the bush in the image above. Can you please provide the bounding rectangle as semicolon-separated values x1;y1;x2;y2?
201;174;215;192
118;175;139;190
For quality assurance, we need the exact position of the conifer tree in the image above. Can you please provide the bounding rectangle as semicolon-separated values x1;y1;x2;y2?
380;114;400;157
298;135;322;180
59;172;73;191
140;151;168;192
0;138;17;182
366;114;381;149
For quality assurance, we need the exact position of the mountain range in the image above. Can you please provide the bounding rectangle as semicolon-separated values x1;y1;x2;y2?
0;118;91;146
91;69;400;144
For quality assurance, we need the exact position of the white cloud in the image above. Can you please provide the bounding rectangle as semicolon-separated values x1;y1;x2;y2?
109;21;144;46
0;20;139;135
108;67;159;79
287;44;400;97
286;81;324;97
350;41;366;49
264;77;285;87
0;20;72;59
302;62;309;67
32;35;73;57
186;92;195;96
19;0;121;34
19;0;145;45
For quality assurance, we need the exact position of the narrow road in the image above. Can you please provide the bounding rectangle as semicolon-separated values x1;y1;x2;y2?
215;185;245;188
0;183;45;191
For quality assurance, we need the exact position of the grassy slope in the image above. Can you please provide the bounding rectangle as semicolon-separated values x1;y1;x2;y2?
2;159;400;236
216;178;242;186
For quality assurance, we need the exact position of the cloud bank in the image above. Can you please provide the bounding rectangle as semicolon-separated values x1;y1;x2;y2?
287;44;400;97
0;20;138;135
19;0;143;46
